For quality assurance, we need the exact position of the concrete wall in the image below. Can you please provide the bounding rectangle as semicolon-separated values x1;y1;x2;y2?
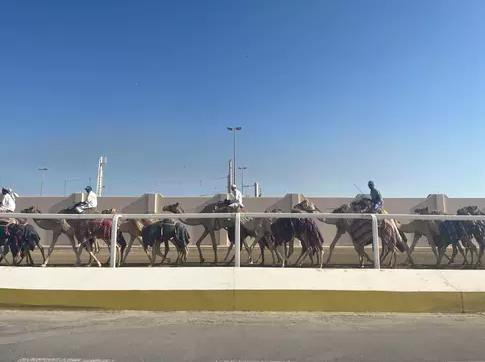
1;267;485;312
13;193;481;247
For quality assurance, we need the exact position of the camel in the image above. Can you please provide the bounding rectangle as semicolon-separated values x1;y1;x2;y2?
119;214;159;265
400;207;447;264
244;205;325;268
141;218;191;267
20;206;111;267
294;198;413;266
327;203;407;268
162;202;248;264
0;222;45;266
457;206;485;265
76;208;127;267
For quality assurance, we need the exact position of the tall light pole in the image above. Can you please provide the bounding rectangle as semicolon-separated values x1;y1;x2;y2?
38;168;48;196
227;127;242;184
64;178;81;196
238;166;247;195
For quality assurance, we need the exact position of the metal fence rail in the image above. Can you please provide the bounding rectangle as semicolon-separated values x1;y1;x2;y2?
2;211;485;268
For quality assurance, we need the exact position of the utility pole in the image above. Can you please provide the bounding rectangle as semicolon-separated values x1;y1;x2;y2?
227;127;242;184
38;168;48;196
228;159;233;193
238;166;247;195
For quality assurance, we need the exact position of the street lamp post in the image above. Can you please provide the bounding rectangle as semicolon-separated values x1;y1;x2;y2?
38;168;48;196
227;127;242;184
64;178;82;196
238;166;247;195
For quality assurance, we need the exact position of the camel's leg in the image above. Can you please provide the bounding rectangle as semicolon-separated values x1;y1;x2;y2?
466;238;478;265
353;243;366;268
275;244;285;267
209;230;218;265
286;238;295;260
294;237;309;266
248;234;265;264
160;240;170;264
0;245;10;266
195;229;210;264
42;232;66;267
401;241;415;266
35;241;46;265
85;242;102;267
318;246;324;269
259;242;266;266
136;236;153;263
243;238;252;264
405;234;421;264
325;229;345;265
150;241;158;267
456;241;468;265
121;235;136;264
28;251;35;266
477;241;485;266
224;244;234;263
447;244;459;265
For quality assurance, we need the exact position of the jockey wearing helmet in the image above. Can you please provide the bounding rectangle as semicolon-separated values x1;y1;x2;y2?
368;181;383;212
74;186;98;213
0;187;17;213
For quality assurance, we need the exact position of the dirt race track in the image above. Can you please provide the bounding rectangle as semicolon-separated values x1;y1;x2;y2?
9;245;483;269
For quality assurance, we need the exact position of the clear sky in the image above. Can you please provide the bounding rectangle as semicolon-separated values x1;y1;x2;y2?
2;0;485;198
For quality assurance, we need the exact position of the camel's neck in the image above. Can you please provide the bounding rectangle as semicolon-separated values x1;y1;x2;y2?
32;217;57;231
178;217;202;226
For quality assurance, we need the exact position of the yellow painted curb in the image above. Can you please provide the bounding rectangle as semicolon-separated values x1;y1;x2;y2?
235;290;464;313
0;289;474;313
461;292;485;313
0;289;235;311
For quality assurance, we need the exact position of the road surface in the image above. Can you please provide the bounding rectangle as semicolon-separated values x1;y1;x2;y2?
2;311;485;361
12;246;480;269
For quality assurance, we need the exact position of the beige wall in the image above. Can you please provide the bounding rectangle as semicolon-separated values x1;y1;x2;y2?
13;193;482;248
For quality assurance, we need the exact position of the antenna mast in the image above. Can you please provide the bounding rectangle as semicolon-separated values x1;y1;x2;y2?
96;156;108;196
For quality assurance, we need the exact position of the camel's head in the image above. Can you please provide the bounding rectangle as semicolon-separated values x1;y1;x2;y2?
102;208;117;214
333;204;350;214
324;204;350;225
21;206;41;214
350;198;372;213
459;205;484;216
265;208;283;213
292;199;321;214
162;202;184;214
413;207;429;215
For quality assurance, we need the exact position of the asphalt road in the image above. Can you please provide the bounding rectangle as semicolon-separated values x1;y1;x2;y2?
1;311;485;362
8;245;482;269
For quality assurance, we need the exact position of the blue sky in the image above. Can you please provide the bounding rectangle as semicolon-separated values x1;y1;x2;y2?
2;0;485;197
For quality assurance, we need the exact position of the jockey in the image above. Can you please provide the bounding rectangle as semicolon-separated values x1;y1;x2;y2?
228;184;244;211
368;181;383;212
74;186;98;213
0;187;17;213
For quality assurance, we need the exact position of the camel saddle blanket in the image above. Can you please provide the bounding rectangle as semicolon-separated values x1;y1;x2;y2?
85;220;113;241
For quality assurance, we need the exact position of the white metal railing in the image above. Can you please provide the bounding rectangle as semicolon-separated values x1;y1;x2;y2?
2;211;485;269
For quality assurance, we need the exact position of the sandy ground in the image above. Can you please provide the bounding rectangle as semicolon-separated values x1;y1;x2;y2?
2;310;485;361
9;245;482;269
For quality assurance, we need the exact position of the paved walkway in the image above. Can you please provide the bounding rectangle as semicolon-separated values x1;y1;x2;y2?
2;311;485;362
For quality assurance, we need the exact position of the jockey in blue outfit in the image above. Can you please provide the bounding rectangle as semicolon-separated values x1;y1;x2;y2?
368;181;383;212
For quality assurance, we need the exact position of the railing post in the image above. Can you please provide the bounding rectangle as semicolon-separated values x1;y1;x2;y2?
235;212;241;268
110;214;121;268
371;214;380;269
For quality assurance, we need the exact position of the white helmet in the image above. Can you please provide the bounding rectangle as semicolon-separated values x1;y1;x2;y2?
231;184;237;190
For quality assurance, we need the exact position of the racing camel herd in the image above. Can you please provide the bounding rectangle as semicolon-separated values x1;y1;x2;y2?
0;197;484;268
